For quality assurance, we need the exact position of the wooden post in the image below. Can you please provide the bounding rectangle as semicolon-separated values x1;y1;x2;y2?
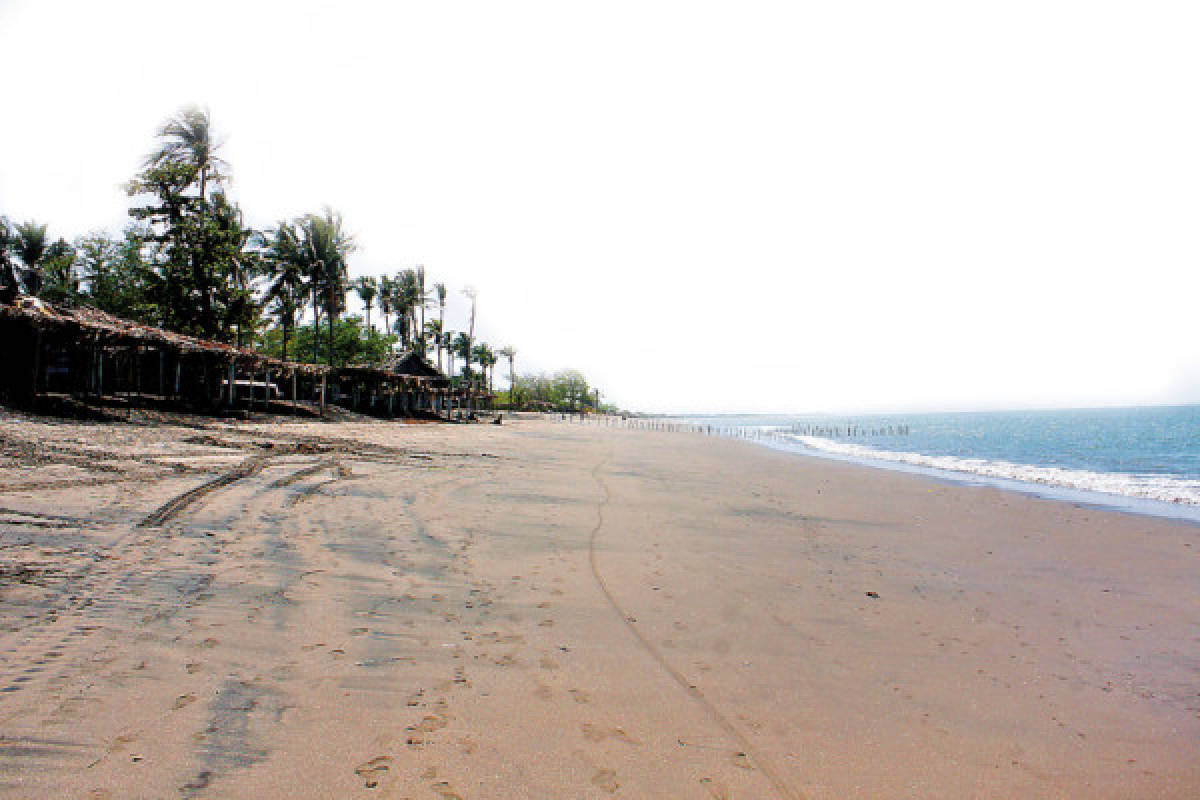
175;360;182;399
291;372;298;415
228;361;236;407
319;373;326;417
264;368;271;413
30;329;43;408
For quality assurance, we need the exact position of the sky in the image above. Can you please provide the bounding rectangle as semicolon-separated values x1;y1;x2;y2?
2;1;1198;414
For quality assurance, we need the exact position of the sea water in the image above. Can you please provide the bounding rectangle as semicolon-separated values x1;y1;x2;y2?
675;405;1200;523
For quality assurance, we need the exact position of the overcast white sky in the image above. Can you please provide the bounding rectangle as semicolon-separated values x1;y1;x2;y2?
2;1;1198;413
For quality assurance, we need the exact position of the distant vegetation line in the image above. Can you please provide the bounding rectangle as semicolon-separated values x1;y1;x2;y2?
0;106;617;414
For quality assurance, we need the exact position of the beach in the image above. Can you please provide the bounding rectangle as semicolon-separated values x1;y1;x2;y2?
0;412;1197;799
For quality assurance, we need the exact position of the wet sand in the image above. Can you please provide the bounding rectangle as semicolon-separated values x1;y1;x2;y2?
0;411;1197;799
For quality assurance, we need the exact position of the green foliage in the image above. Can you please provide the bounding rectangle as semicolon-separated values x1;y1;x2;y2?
127;144;259;341
511;369;593;410
2;106;565;408
38;238;79;304
260;315;395;367
76;229;159;322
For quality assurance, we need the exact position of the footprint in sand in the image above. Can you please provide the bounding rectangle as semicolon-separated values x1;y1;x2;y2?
700;776;731;799
412;714;447;733
591;768;619;793
172;693;196;710
731;751;753;769
431;781;463;799
354;756;391;788
181;771;213;791
568;689;590;704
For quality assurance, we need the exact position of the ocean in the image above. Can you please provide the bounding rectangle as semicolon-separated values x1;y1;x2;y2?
673;405;1200;523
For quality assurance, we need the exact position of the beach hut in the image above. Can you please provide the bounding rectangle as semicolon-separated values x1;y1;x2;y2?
0;296;330;415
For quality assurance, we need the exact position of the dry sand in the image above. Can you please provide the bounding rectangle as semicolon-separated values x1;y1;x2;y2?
0;411;1196;799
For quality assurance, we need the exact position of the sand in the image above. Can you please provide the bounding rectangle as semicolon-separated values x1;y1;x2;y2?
0;411;1196;799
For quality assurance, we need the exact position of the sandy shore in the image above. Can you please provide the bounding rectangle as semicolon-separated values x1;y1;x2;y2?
0;411;1196;799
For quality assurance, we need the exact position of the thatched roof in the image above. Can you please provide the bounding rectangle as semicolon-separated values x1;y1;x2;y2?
0;297;329;377
388;351;445;379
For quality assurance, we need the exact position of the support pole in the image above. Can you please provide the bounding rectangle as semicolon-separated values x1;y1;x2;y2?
30;329;43;409
292;372;298;415
319;373;327;417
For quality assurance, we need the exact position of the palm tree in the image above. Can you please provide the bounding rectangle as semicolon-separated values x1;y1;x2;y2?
461;285;477;381
297;208;355;366
0;216;19;300
473;343;496;392
39;238;78;302
13;221;49;276
415;265;428;353
211;194;262;347
377;274;395;335
263;220;308;362
452;332;472;383
354;275;378;332
498;345;517;405
394;268;426;350
425;319;443;369
390;270;413;348
146;105;228;199
443;330;456;377
433;281;447;372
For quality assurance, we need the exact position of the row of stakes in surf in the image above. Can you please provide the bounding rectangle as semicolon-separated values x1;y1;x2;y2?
555;413;910;439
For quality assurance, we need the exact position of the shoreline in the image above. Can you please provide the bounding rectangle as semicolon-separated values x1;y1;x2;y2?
753;437;1200;526
597;412;1200;525
0;412;1196;797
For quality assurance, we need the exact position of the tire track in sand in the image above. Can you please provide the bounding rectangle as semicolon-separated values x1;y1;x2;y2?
588;456;805;800
138;455;268;528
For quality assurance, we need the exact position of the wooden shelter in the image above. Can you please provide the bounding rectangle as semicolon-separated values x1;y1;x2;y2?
0;297;330;414
331;351;471;419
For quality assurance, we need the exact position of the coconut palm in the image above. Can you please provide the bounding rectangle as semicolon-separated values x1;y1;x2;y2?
13;221;49;274
39;239;78;302
146;105;228;199
297;208;355;366
498;345;517;404
390;271;412;348
415;265;428;352
376;274;395;335
394;268;426;350
461;285;477;381
425;319;444;371
0;216;19;300
433;281;447;371
473;343;496;392
210;194;262;347
452;332;472;383
354;275;378;332
263;220;308;361
443;330;456;377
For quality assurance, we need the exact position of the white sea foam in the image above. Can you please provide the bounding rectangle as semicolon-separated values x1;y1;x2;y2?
778;434;1200;507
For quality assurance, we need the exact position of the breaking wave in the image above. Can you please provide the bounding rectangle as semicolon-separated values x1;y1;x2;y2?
780;433;1200;507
